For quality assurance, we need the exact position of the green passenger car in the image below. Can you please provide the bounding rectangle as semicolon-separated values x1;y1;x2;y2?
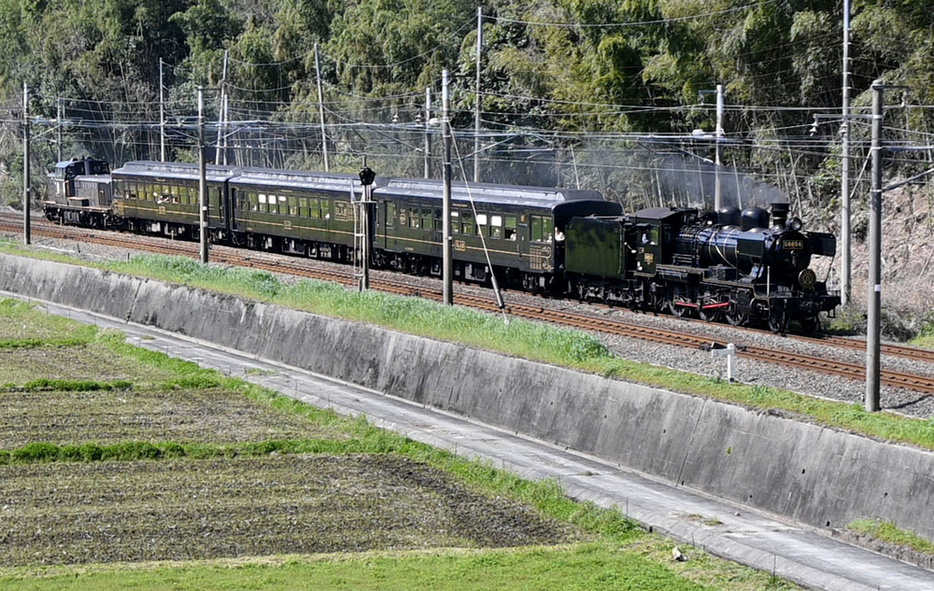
111;162;235;240
228;168;365;258
373;178;620;290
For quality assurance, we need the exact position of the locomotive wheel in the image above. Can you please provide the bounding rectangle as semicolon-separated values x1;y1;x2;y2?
647;285;666;314
768;311;789;334
669;298;686;317
668;287;692;318
698;307;722;323
724;307;748;326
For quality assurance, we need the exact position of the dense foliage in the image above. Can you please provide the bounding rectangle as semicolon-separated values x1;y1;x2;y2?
0;0;932;213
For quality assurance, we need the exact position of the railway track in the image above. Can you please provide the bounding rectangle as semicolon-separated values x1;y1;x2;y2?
4;213;934;395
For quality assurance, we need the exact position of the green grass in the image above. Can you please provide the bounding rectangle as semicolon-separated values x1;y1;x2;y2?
0;542;799;591
0;299;98;345
910;322;934;350
0;436;418;464
848;519;934;556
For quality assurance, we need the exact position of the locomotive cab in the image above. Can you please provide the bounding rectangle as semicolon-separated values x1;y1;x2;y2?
43;157;112;227
47;157;110;204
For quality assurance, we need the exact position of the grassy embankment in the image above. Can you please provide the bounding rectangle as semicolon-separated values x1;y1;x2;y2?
0;297;797;590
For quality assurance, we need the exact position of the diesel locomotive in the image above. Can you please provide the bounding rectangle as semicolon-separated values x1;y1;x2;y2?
43;157;839;332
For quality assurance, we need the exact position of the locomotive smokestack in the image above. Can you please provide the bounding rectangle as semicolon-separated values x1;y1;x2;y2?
770;203;790;229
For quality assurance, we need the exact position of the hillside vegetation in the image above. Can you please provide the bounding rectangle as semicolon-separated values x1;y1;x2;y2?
0;0;932;327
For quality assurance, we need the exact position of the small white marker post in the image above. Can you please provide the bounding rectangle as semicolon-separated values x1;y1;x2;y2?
711;343;736;383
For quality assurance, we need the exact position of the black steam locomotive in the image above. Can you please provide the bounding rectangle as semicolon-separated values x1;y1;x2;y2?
565;203;838;332
43;158;839;332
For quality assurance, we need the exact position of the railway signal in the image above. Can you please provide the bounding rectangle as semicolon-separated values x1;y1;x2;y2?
355;165;376;291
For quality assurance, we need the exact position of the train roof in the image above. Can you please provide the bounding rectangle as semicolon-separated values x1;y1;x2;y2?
52;157;110;177
229;167;368;195
53;157;106;169
375;178;606;209
108;162;617;213
112;161;237;183
631;206;685;221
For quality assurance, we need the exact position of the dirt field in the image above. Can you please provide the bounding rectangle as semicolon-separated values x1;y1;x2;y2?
0;302;583;568
0;343;181;386
0;454;581;566
0;386;339;447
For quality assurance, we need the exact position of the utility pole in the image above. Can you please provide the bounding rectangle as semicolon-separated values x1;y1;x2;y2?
56;98;63;163
22;82;30;245
840;0;852;306
473;6;483;183
866;81;884;412
424;88;432;179
314;42;329;172
442;70;453;305
219;93;229;166
198;87;208;264
715;84;724;210
159;58;166;162
216;50;228;166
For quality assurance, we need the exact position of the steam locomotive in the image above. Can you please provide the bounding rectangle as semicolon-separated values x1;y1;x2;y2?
43;157;839;332
565;203;838;332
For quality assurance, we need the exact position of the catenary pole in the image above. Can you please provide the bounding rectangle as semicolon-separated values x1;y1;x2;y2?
22;82;30;245
221;94;229;166
56;98;63;163
473;6;483;183
714;84;724;211
215;51;228;166
160;59;166;162
424;88;432;178
198;87;208;264
442;70;453;305
315;42;329;172
866;81;883;412
841;0;852;305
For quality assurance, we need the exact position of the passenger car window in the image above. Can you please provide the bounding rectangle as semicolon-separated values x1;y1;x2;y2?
421;208;432;231
462;213;475;236
490;215;503;238
504;215;517;240
531;215;543;241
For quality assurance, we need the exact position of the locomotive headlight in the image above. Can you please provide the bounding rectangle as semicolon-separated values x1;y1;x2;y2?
789;217;803;231
798;268;817;289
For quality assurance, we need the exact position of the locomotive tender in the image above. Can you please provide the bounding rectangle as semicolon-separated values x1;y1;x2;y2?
43;158;839;332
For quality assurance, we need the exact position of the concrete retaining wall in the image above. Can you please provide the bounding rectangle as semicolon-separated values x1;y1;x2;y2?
2;253;933;539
